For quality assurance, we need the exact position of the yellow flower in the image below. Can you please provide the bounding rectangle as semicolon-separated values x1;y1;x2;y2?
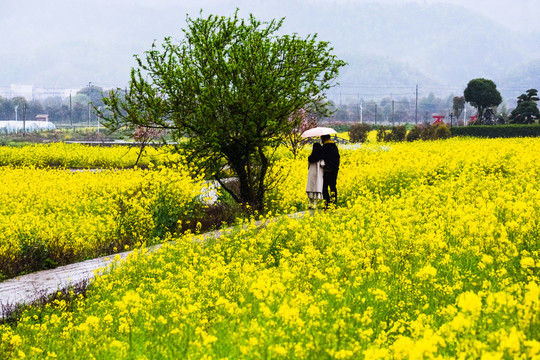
391;336;415;359
524;339;540;358
371;288;388;302
270;344;288;356
363;347;389;360
457;291;482;315
498;327;522;354
334;349;354;359
480;351;504;360
416;264;437;280
521;256;536;269
201;333;218;346
10;334;22;347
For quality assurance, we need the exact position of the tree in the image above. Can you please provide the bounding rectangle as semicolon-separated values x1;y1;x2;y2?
452;96;465;121
78;84;104;107
26;99;44;120
394;98;412;124
419;92;445;123
380;97;393;124
11;97;27;121
132;126;165;165
509;89;540;124
364;100;378;124
463;78;502;125
99;11;345;212
0;97;13;120
284;108;317;158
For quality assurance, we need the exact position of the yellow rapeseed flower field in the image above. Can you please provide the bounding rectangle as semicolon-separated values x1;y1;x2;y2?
0;142;178;168
0;144;205;278
1;137;540;359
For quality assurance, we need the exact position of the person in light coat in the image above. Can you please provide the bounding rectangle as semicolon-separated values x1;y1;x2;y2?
306;142;325;209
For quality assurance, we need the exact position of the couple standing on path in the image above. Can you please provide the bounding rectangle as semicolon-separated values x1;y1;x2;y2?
306;134;340;209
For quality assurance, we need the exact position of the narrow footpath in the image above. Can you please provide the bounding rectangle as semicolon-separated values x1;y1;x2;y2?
0;211;313;319
0;250;131;318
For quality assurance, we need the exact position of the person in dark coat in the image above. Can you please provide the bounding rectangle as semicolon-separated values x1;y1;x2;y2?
308;134;340;207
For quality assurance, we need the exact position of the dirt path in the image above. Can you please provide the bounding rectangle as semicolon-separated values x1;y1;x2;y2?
0;250;131;318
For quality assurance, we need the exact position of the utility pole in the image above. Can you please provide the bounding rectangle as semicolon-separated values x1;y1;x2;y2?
415;85;418;125
88;82;92;126
357;93;360;123
392;100;395;127
69;93;72;127
374;103;378;125
357;94;364;124
22;103;27;137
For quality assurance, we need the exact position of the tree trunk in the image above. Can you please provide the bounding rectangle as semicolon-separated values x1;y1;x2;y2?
477;106;484;125
255;146;268;213
220;141;269;214
224;151;267;213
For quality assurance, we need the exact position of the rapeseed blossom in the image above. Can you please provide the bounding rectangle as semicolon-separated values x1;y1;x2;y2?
0;142;178;168
0;159;204;278
1;137;540;359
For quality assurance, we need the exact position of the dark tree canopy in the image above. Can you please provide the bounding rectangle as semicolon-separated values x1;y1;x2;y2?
509;89;540;124
463;78;502;125
99;11;346;212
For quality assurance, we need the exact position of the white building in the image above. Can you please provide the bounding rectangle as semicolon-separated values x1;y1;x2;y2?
0;121;56;134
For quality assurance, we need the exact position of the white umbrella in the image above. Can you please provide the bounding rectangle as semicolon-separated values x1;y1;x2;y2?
300;127;337;138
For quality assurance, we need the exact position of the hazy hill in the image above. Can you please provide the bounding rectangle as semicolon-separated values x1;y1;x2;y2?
1;0;538;101
275;1;539;99
499;59;540;95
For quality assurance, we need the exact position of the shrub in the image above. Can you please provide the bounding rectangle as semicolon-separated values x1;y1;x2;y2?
378;125;407;142
376;126;388;142
451;124;540;138
406;124;451;141
431;124;451;140
406;125;423;141
348;123;372;143
389;125;407;142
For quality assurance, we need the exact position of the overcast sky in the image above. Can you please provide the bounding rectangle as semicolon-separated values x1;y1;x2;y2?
416;0;539;33
2;0;538;48
1;0;539;89
315;0;540;33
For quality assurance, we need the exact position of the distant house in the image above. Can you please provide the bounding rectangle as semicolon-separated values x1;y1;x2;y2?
35;114;49;122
